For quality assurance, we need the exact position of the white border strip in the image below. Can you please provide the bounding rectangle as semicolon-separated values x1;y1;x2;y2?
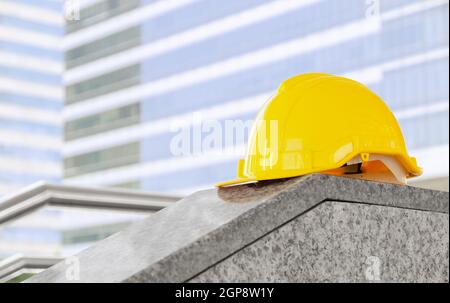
63;0;199;49
381;0;449;22
0;156;61;177
0;25;61;50
64;17;382;120
64;0;320;83
62;48;449;157
0;77;63;100
0;103;62;126
0;50;62;75
410;144;449;180
79;0;102;9
395;100;449;120
0;1;63;26
0;129;61;151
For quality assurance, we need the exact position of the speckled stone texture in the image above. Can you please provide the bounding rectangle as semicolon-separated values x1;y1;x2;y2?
190;202;449;282
28;174;449;283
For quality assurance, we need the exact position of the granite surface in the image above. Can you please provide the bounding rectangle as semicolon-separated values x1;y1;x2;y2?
190;201;449;282
28;174;449;283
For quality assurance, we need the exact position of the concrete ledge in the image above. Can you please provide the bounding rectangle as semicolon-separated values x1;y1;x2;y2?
0;182;181;226
0;255;61;283
28;174;449;283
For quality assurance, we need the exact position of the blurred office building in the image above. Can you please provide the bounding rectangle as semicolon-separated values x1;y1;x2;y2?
0;0;170;264
0;0;63;196
0;0;448;281
63;0;449;194
0;0;66;265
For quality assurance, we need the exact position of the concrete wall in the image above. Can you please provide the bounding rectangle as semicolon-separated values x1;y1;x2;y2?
28;174;449;283
191;201;448;282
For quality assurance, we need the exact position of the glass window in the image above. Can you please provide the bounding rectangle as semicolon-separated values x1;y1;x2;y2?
64;142;140;177
65;103;140;141
66;26;141;69
66;64;140;104
66;0;140;34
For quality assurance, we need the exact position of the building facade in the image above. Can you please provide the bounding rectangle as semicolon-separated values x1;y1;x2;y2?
63;0;449;194
0;0;63;196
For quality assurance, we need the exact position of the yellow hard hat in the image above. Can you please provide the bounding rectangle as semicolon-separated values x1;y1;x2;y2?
217;73;422;187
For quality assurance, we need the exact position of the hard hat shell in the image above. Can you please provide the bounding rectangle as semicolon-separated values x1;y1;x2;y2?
217;73;422;187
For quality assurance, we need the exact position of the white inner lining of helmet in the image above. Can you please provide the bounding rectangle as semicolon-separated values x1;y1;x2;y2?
347;154;408;184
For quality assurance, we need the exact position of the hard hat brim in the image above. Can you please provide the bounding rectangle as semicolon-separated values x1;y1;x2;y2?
215;177;258;187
